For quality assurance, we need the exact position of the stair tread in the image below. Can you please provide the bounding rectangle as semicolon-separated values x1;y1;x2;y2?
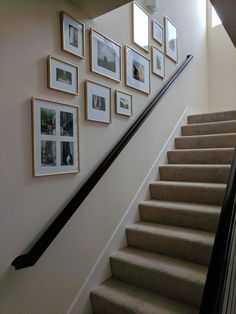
127;221;215;245
150;180;226;188
176;132;236;140
139;199;221;213
182;120;236;128
159;164;230;169
91;278;199;314
112;247;207;284
188;110;236;124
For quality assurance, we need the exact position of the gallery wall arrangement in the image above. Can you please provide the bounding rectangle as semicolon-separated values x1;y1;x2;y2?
31;1;179;176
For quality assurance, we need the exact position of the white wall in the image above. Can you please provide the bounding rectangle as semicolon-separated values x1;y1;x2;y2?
208;2;236;112
0;0;208;313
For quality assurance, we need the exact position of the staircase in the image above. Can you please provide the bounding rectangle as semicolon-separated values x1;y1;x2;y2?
90;110;236;314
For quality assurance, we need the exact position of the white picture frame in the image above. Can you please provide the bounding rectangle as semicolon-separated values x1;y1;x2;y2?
132;2;149;52
90;28;121;82
32;98;79;176
125;45;150;95
85;80;111;124
153;20;164;45
48;56;79;95
152;46;165;79
61;11;85;59
164;17;178;63
115;90;132;117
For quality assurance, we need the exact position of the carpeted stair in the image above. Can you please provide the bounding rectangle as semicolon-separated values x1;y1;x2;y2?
90;110;236;314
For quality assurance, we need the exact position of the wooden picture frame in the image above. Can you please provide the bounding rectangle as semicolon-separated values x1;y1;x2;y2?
153;20;164;45
125;45;150;95
90;28;122;82
61;11;85;59
48;55;79;95
132;2;149;52
85;80;111;124
32;97;79;176
164;17;178;63
152;46;165;79
115;90;132;117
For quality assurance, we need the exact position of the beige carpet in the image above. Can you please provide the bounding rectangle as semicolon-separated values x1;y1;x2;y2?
90;110;236;314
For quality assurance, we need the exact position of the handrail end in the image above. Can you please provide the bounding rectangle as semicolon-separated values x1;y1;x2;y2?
12;254;36;270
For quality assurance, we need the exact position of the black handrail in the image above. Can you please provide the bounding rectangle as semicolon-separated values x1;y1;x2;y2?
12;55;193;270
200;148;236;313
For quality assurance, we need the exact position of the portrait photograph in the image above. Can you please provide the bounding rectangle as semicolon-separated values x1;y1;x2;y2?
115;90;132;117
48;55;79;95
85;80;111;124
153;20;164;45
90;29;121;82
61;12;85;58
32;98;79;176
152;46;165;78
164;17;178;63
125;45;150;94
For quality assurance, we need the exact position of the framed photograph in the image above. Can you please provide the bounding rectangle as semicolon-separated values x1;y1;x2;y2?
48;55;79;95
125;45;150;95
85;80;111;124
153;20;164;45
61;12;85;58
32;98;79;176
152;46;165;79
90;28;121;82
164;17;178;63
115;90;132;117
132;2;149;52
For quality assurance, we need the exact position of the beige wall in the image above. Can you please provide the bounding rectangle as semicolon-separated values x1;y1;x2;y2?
0;0;208;313
208;2;236;112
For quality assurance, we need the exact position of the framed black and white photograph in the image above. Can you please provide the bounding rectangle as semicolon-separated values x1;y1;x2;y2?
90;29;121;82
152;46;165;79
125;45;150;95
48;56;79;95
61;12;85;58
32;97;79;176
115;90;132;117
132;2;149;52
85;80;111;124
164;17;178;63
153;20;164;45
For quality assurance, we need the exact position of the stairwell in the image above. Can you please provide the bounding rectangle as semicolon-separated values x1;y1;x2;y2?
90;110;236;314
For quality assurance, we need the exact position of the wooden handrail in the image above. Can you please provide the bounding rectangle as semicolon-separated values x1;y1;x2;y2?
12;55;194;270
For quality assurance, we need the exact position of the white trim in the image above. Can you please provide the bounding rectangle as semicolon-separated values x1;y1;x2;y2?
67;106;199;314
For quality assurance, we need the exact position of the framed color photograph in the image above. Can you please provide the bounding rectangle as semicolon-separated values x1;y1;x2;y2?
153;20;164;45
32;98;79;176
90;28;121;82
115;90;132;117
48;55;79;95
164;17;178;63
85;80;111;124
152;46;165;79
125;45;150;95
61;12;85;59
132;2;149;52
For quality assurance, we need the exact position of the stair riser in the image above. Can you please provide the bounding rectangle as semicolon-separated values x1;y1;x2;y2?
150;183;225;205
182;121;236;136
110;257;204;308
139;204;220;232
168;149;234;164
175;134;236;149
159;166;230;183
188;111;236;124
91;295;130;314
126;228;213;265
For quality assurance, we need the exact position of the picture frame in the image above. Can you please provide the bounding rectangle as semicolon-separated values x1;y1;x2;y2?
32;97;79;176
115;90;132;117
132;2;149;52
125;45;150;95
164;17;178;63
61;11;85;59
85;80;111;124
48;55;79;95
90;28;121;82
152;46;165;79
153;20;164;45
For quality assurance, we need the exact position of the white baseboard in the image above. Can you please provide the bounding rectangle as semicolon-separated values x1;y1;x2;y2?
67;106;198;314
